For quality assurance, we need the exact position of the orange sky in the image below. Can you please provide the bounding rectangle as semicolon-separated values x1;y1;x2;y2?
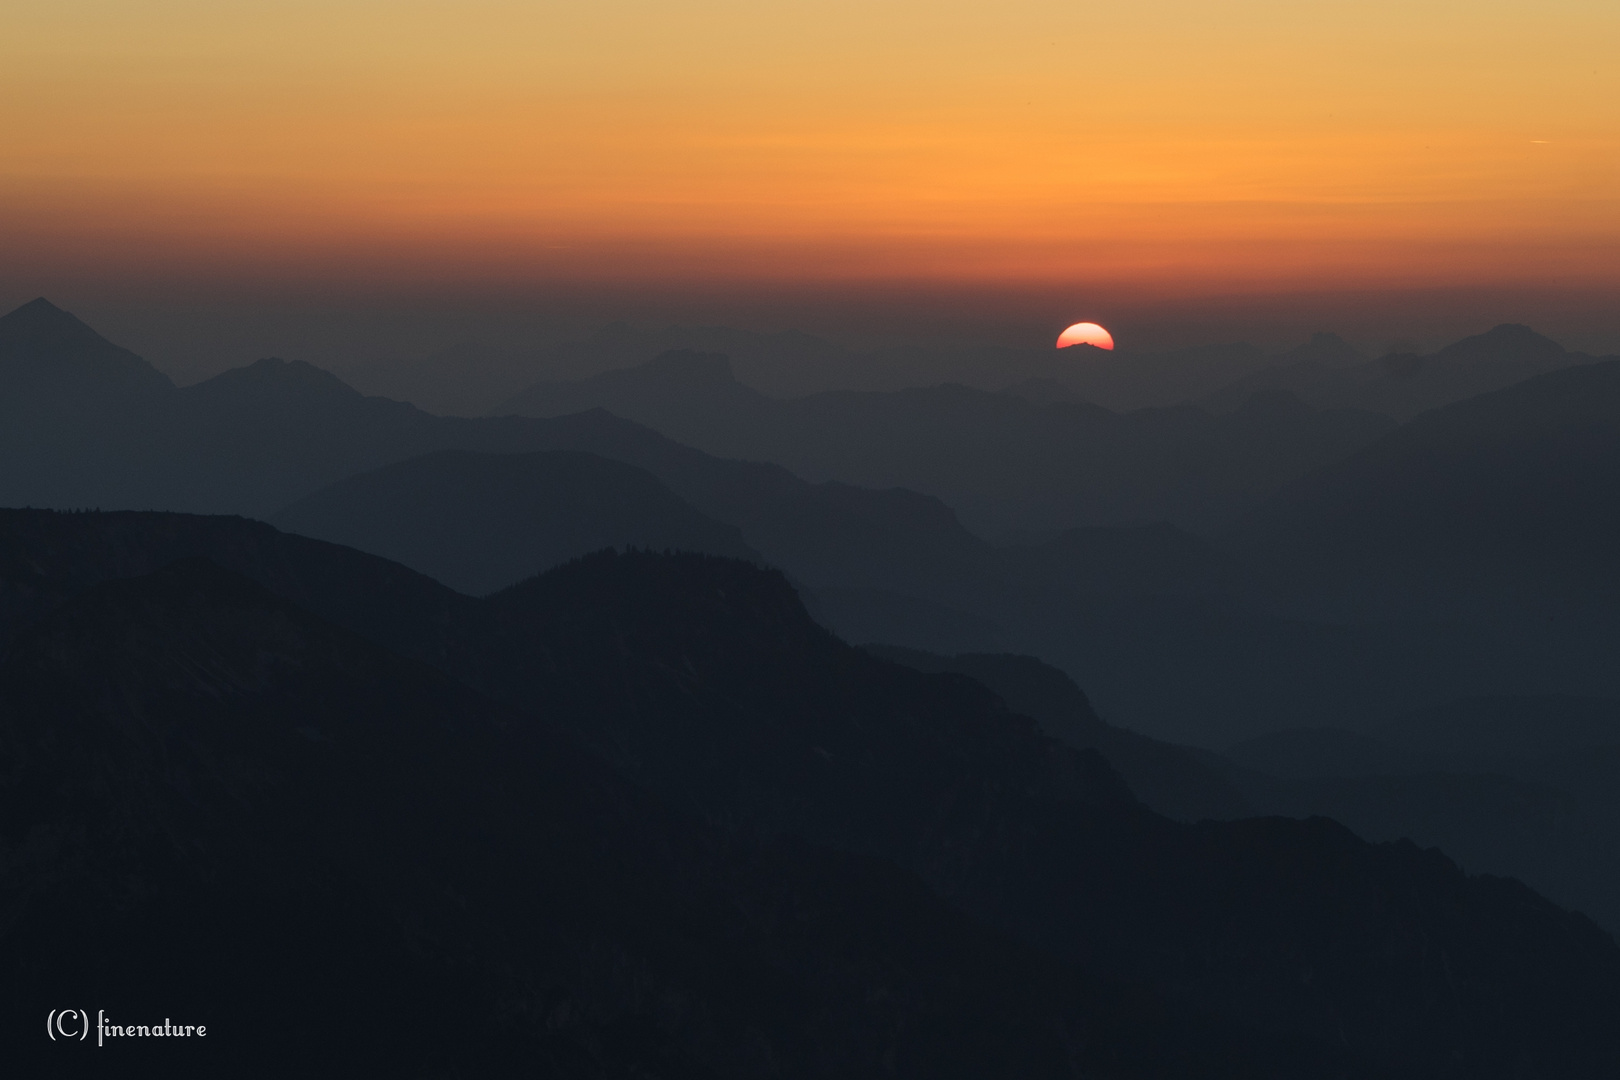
4;0;1618;292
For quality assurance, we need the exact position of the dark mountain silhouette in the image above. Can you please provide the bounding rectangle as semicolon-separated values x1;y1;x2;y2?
10;299;1620;749
864;645;1252;821
1235;357;1620;614
0;298;176;507
964;339;1287;412
0;301;1003;606
1220;697;1620;934
341;322;867;416
503;346;769;424
222;422;1457;750
1231;767;1620;938
273;449;758;595
1205;324;1601;420
0;299;1596;745
9;556;1274;1079
151;356;451;513
0;298;174;410
501;349;1396;537
11;293;1620;933
6;507;1620;1076
351;324;1300;415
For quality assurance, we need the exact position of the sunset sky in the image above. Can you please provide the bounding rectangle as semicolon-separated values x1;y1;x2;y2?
4;0;1618;354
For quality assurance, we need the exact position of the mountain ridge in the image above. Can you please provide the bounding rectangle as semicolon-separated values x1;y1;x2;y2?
5;507;1620;1076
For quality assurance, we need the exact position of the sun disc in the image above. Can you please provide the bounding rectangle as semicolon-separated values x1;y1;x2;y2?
1057;322;1114;350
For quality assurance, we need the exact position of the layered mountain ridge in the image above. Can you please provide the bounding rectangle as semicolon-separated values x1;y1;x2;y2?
5;507;1620;1078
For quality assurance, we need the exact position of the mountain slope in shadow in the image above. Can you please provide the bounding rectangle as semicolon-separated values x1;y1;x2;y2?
1204;324;1603;420
863;644;1253;822
9;556;1274;1079
501;348;1395;537
5;509;1620;1077
1236;357;1620;615
0;300;1002;612
273;449;758;595
0;298;177;507
1219;696;1620;935
9;299;1620;754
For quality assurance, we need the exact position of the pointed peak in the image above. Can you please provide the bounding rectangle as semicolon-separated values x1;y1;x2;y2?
190;356;364;402
0;297;106;345
0;297;173;391
11;297;68;317
243;356;348;382
1436;324;1566;363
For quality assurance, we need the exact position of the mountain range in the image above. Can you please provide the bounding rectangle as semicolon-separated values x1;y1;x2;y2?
6;507;1620;1077
1233;356;1620;616
500;348;1397;538
8;295;1620;741
9;293;1620;1072
1203;324;1598;420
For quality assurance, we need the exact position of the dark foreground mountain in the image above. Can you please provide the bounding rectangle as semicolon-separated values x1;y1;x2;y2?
864;644;1252;822
8;558;1253;1079
868;647;1620;935
5;509;1620;1078
272;449;758;595
1218;696;1620;935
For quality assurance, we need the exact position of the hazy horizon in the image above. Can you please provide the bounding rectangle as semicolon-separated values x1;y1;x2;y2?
5;280;1619;389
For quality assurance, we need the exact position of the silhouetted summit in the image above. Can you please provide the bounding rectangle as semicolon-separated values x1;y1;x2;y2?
0;298;177;509
273;448;759;595
0;297;173;397
1432;323;1568;366
3;296;107;346
189;355;368;405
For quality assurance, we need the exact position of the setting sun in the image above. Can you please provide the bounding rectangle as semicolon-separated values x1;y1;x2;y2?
1056;322;1115;350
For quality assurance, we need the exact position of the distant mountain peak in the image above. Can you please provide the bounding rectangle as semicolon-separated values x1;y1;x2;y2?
1278;331;1364;368
0;296;112;348
9;296;68;318
0;297;175;396
244;356;362;390
1436;323;1567;364
185;356;365;405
